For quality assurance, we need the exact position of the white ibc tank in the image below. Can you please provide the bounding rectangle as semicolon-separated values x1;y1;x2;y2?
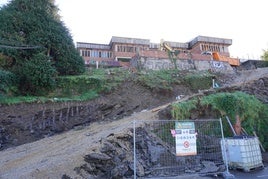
221;136;264;172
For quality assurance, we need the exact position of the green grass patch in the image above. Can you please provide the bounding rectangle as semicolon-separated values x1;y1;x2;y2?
0;96;47;105
171;98;198;120
0;68;131;104
184;71;214;91
135;69;181;90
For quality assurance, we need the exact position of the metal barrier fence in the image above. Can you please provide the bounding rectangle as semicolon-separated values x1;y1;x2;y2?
133;119;230;178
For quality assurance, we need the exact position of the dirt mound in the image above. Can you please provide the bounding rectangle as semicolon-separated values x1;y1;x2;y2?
217;69;268;104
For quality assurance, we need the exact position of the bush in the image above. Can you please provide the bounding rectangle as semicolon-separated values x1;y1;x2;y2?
17;53;57;95
200;92;264;125
55;75;102;97
54;68;131;98
201;91;267;146
171;99;198;120
171;91;268;149
55;48;85;75
0;70;17;97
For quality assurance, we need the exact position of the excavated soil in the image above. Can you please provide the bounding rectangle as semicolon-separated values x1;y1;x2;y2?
0;78;192;150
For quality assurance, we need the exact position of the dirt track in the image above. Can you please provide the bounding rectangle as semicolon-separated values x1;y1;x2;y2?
0;105;165;178
0;68;267;178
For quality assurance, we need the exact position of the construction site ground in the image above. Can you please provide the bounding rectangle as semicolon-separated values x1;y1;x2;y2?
0;68;268;178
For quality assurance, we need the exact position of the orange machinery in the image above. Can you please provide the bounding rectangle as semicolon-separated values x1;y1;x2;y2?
212;52;240;66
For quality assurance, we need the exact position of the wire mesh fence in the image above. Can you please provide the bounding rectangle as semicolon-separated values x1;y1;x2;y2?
133;119;228;178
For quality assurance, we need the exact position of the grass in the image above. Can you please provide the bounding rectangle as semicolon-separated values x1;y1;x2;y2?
135;69;182;90
0;68;131;104
0;68;214;105
0;96;48;105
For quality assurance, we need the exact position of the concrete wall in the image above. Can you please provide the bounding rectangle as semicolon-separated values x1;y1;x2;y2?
138;57;233;72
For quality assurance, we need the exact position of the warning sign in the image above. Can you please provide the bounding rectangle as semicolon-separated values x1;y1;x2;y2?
183;141;189;148
175;121;197;156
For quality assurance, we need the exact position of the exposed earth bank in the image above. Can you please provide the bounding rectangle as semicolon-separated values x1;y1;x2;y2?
0;68;267;178
0;78;192;150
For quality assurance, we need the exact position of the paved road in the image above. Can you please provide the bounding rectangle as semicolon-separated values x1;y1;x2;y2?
229;165;268;179
145;164;268;179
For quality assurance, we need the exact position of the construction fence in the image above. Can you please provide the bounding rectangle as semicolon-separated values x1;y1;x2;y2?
133;119;229;178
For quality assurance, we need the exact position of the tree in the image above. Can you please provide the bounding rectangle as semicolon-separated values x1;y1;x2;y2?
16;53;57;95
0;0;85;83
261;49;268;61
0;0;85;95
0;69;17;97
167;50;180;70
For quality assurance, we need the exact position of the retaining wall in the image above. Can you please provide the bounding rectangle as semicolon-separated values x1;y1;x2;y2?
138;57;234;72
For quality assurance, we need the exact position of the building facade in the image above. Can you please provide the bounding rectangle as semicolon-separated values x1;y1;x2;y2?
77;35;232;67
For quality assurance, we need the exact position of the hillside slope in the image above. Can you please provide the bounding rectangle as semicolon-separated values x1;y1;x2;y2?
0;68;267;178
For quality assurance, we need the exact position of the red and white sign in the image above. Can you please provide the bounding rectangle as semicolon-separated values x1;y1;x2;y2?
174;122;197;156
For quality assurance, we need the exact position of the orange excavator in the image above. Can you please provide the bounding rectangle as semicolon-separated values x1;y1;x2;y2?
212;52;240;66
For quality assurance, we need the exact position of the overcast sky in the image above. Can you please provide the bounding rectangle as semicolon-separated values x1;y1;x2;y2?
1;0;268;59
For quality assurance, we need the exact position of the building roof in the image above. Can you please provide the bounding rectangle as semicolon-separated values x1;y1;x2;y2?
189;36;232;47
110;36;150;45
77;35;232;51
164;41;189;49
77;42;110;50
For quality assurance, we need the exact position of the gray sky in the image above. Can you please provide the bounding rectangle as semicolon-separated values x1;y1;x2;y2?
1;0;268;59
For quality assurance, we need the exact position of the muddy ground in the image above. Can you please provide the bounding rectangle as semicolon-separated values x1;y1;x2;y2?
0;68;267;178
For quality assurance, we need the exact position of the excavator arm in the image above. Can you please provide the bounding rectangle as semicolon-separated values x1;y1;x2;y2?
160;40;175;53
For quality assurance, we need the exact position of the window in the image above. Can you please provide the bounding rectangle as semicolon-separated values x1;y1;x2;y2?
90;50;98;57
102;51;108;58
128;46;134;52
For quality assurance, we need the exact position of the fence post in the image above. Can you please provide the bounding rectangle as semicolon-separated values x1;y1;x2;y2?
133;120;136;179
220;118;235;179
